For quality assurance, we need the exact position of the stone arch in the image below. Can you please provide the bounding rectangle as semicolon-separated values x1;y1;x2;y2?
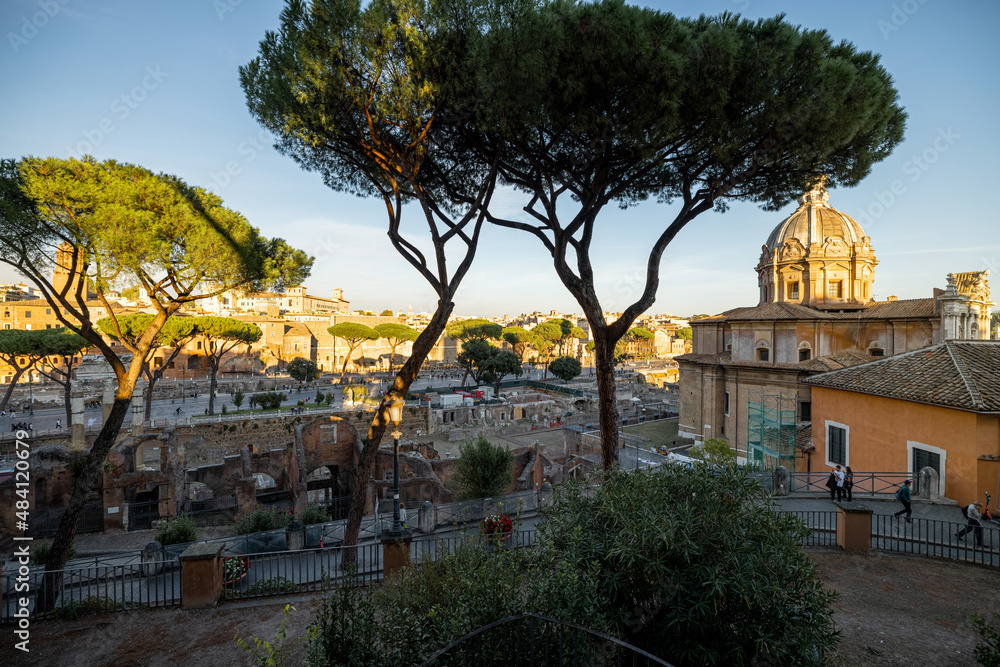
291;415;364;515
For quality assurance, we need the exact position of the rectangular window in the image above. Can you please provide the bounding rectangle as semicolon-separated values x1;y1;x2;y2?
46;308;51;314
799;348;811;362
757;348;769;362
799;401;812;421
25;311;31;318
827;423;847;466
828;281;842;298
788;281;800;299
724;391;730;416
870;348;884;357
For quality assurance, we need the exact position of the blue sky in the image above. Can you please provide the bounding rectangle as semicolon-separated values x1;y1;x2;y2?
1;0;998;318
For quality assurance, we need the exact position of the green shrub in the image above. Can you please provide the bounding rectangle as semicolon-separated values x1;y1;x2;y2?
52;595;116;619
233;505;294;534
252;391;287;410
237;603;315;666
229;577;299;600
306;540;607;666
155;515;198;546
297;503;330;525
451;436;514;500
972;612;1000;667
31;539;77;567
538;467;838;666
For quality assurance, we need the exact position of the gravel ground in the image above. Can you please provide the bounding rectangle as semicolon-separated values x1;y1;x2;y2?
10;549;998;666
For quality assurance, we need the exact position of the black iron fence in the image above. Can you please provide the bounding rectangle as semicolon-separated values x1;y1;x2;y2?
177;496;238;526
0;559;181;620
127;500;161;531
782;509;838;547
871;514;999;567
28;502;104;538
222;541;384;601
419;613;674;667
788;471;912;497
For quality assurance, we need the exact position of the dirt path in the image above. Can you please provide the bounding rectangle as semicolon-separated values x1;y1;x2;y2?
10;550;998;666
813;550;997;666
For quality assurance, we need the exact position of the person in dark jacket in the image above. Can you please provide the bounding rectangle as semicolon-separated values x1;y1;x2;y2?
825;469;838;501
893;479;913;522
844;466;855;502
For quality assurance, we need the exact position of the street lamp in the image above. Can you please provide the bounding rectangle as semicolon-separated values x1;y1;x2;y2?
386;394;405;535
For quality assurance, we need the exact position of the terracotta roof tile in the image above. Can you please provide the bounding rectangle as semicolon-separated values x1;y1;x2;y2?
694;298;937;323
805;341;1000;412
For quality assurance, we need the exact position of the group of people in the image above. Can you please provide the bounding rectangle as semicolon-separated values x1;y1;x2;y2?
830;469;992;546
8;421;32;432
824;464;855;502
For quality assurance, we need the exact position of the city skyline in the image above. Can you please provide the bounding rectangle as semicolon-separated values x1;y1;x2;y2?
1;0;998;317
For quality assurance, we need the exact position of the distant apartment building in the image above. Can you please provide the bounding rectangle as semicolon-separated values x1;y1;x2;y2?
202;286;350;316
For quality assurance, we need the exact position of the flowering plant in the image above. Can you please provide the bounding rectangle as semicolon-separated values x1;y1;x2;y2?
480;513;513;538
224;556;249;582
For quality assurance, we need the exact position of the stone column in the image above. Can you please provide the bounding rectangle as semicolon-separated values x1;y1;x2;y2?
418;500;435;533
179;543;224;608
142;541;163;576
131;390;144;435
772;465;790;497
102;382;116;426
286;520;305;551
835;502;872;553
71;390;85;448
235;478;257;516
916;467;940;500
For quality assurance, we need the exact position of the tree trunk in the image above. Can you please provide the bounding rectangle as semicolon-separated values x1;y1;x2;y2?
39;393;132;613
0;368;25;413
339;355;350;384
144;368;155;422
591;328;621;469
63;373;72;425
208;360;218;415
342;302;453;566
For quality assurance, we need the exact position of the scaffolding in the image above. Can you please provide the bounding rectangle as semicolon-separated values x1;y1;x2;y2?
746;391;799;472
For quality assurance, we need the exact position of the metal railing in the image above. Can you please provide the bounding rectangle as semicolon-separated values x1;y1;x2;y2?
419;613;674;667
788;471;913;497
871;514;999;567
29;502;104;538
782;509;838;547
0;559;181;620
222;541;384;600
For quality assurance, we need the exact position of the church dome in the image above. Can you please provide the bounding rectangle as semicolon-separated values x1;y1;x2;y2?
756;177;877;309
764;180;868;253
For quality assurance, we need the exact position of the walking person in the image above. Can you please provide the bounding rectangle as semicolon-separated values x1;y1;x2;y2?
893;479;913;522
956;501;985;547
825;468;838;501
844;466;854;502
56;419;61;429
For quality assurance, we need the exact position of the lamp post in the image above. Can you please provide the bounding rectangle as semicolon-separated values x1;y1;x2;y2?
386;395;405;535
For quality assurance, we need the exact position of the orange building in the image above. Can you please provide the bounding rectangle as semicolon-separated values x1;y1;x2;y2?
805;340;1000;503
676;179;995;470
